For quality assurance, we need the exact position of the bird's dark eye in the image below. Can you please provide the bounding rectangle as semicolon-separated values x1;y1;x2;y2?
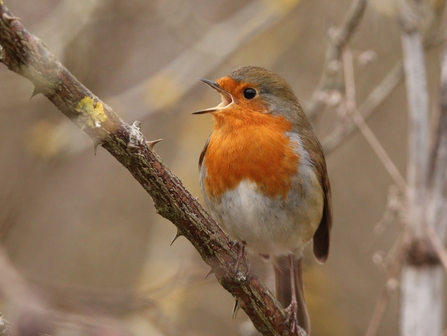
243;88;256;99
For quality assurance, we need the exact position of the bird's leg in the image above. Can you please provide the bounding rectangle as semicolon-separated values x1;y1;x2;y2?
285;254;299;334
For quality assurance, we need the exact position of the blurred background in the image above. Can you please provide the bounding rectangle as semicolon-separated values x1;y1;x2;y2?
0;0;445;335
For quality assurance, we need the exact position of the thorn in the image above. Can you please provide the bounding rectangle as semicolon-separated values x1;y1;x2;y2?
93;139;102;155
30;86;44;99
146;139;163;150
232;298;240;319
2;13;20;26
205;268;214;280
170;229;184;246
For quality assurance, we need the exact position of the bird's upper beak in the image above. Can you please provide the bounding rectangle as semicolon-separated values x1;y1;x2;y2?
192;78;234;114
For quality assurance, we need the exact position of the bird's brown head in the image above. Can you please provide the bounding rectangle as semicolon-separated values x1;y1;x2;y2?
193;66;305;127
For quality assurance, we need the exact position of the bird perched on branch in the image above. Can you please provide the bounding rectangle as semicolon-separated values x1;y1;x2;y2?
194;66;332;334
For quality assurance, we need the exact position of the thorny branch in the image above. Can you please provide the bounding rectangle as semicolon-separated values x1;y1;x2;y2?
0;4;305;336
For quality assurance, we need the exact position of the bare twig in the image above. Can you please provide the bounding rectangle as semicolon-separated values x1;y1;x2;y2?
323;0;445;156
306;0;368;121
365;233;407;336
322;61;404;154
0;4;304;336
342;49;407;193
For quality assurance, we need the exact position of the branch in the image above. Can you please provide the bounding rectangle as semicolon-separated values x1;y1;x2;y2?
399;2;443;335
306;0;368;121
0;4;304;336
427;37;447;237
400;1;430;237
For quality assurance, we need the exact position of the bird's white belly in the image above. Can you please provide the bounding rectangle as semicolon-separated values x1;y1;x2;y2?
204;178;323;256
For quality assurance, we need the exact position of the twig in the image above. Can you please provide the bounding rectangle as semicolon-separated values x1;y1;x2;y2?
342;49;407;193
0;4;303;336
306;0;368;121
323;0;445;156
322;61;404;154
365;233;407;336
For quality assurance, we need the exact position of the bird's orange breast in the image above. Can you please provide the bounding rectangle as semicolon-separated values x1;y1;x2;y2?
202;109;300;200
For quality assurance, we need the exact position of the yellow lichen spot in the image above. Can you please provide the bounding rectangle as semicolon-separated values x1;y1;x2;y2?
75;96;107;129
145;74;182;110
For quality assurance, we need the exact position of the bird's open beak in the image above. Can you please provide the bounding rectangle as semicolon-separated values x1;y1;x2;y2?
192;78;234;114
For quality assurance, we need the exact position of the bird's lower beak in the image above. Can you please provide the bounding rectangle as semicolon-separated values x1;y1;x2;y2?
192;78;234;114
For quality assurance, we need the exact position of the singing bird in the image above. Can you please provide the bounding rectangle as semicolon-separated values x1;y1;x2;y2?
193;66;332;334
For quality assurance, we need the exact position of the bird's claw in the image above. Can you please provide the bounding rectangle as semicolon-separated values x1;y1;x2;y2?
285;302;299;335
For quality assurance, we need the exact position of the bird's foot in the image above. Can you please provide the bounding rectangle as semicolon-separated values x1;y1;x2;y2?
285;301;300;335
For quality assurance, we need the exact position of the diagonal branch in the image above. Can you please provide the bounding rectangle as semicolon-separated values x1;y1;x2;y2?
0;4;304;336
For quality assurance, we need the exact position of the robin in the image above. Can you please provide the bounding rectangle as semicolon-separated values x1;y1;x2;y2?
193;66;332;334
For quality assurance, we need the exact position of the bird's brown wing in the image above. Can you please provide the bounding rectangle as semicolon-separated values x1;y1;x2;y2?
304;132;333;263
198;136;210;170
313;166;332;263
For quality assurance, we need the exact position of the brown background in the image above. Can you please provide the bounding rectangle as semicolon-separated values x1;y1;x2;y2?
0;0;444;335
